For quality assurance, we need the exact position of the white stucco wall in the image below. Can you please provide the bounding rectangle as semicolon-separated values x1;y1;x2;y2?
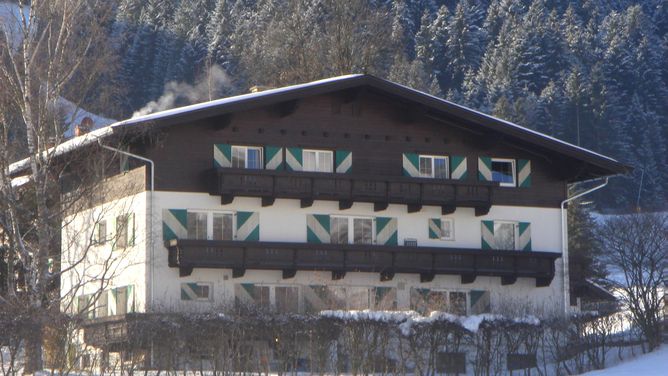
146;191;566;317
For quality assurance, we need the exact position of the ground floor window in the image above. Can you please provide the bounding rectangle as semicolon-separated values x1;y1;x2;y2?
410;288;468;315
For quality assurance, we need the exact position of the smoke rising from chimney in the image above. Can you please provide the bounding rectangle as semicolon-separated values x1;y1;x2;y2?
132;65;232;118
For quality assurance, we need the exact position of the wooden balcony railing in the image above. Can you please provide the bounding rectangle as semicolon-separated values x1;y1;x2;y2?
209;168;496;215
166;239;560;287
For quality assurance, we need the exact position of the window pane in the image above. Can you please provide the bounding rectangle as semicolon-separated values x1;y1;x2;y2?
98;221;107;244
419;156;432;177
434;157;448;179
494;222;516;250
303;151;317;172
353;218;373;244
246;148;262;169
491;160;515;185
276;286;299;313
187;212;208;240
318;152;333;172
449;292;467;315
441;219;454;240
251;286;270;309
330;217;349;244
347;287;371;310
232;146;245;168
116;287;128;315
116;216;128;248
195;284;210;299
213;213;233;240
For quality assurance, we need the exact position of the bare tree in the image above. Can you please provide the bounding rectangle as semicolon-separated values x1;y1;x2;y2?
599;212;667;351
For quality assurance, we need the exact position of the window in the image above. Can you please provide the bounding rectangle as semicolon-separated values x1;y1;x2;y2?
115;213;134;248
187;211;234;240
181;282;212;301
330;216;374;244
94;220;107;245
410;288;468;315
494;221;519;250
232;146;263;169
302;150;333;172
115;286;130;315
275;286;299;313
449;292;467;315
187;212;208;240
213;213;233;240
419;155;449;178
441;218;455;241
491;158;516;187
77;295;93;318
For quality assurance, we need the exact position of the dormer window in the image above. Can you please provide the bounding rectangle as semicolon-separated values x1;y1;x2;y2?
419;155;449;179
232;146;263;169
302;149;333;173
491;158;516;187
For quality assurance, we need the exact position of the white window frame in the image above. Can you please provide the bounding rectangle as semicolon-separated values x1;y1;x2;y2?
493;220;520;250
185;282;213;301
491;158;516;187
411;288;469;315
187;210;236;240
232;145;264;169
419;154;450;179
330;215;376;244
440;218;455;241
302;149;334;173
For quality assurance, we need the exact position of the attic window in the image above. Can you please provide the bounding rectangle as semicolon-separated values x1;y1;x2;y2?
491;158;516;187
232;146;263;169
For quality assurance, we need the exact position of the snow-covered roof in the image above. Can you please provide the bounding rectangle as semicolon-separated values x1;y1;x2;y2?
8;74;629;177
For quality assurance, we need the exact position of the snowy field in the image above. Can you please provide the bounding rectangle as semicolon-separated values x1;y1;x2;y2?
580;346;667;375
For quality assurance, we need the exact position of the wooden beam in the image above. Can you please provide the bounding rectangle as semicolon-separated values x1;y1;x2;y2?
407;204;422;213
339;200;353;210
374;202;389;212
221;195;234;205
535;277;552;287
501;275;518;285
332;270;346;280
461;274;476;284
282;269;297;279
261;197;275;207
420;273;435;283
179;265;193;277
300;198;314;208
380;270;395;282
232;268;246;278
475;205;491;217
441;205;456;215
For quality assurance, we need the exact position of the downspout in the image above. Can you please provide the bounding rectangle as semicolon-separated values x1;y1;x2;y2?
98;140;155;312
560;177;608;316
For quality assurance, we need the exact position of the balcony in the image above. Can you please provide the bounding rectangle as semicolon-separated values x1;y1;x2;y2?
209;168;496;215
166;239;560;287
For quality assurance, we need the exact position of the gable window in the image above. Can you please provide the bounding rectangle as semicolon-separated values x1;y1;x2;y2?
419;155;449;179
330;216;373;245
491;158;516;187
187;211;235;240
232;146;263;169
115;213;134;248
494;221;518;250
303;150;333;173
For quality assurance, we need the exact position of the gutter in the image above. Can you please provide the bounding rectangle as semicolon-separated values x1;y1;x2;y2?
560;177;609;315
97;140;156;312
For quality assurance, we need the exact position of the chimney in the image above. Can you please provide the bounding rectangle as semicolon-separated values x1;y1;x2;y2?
249;85;274;93
75;116;94;137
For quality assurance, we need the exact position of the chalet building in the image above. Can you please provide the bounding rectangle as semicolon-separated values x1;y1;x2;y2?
11;75;629;326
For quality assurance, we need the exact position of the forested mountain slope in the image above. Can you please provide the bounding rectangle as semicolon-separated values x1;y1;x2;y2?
8;0;668;211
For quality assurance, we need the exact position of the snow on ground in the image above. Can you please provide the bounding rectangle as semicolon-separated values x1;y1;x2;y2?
580;346;667;375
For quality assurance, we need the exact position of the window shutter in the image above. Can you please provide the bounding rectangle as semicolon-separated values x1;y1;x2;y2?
519;222;531;251
234;283;255;306
127;285;135;313
376;217;398;245
236;211;260;241
481;220;495;249
181;283;200;301
402;153;419;177
303;285;328;312
306;214;330;244
374;287;397;310
285;147;303;171
265;146;284;170
478;157;492;181
335;150;352;173
469;290;491;314
213;144;232;168
517;159;531;187
163;209;187;241
108;289;117;316
128;213;135;246
428;218;443;239
450;156;468;180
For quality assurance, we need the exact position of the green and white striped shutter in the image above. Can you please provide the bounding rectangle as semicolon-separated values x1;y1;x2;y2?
286;147;303;171
402;153;419;177
428;218;443;239
469;290;491;314
303;285;328;312
478;156;492;181
376;217;398;245
519;222;531;251
108;290;117;316
335;150;352;173
374;287;397;310
306;214;330;244
234;283;256;306
163;209;187;241
450;156;468;180
181;283;201;301
127;285;135;313
481;220;495;250
213;144;232;168
265;146;284;170
236;211;259;241
517;159;532;187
